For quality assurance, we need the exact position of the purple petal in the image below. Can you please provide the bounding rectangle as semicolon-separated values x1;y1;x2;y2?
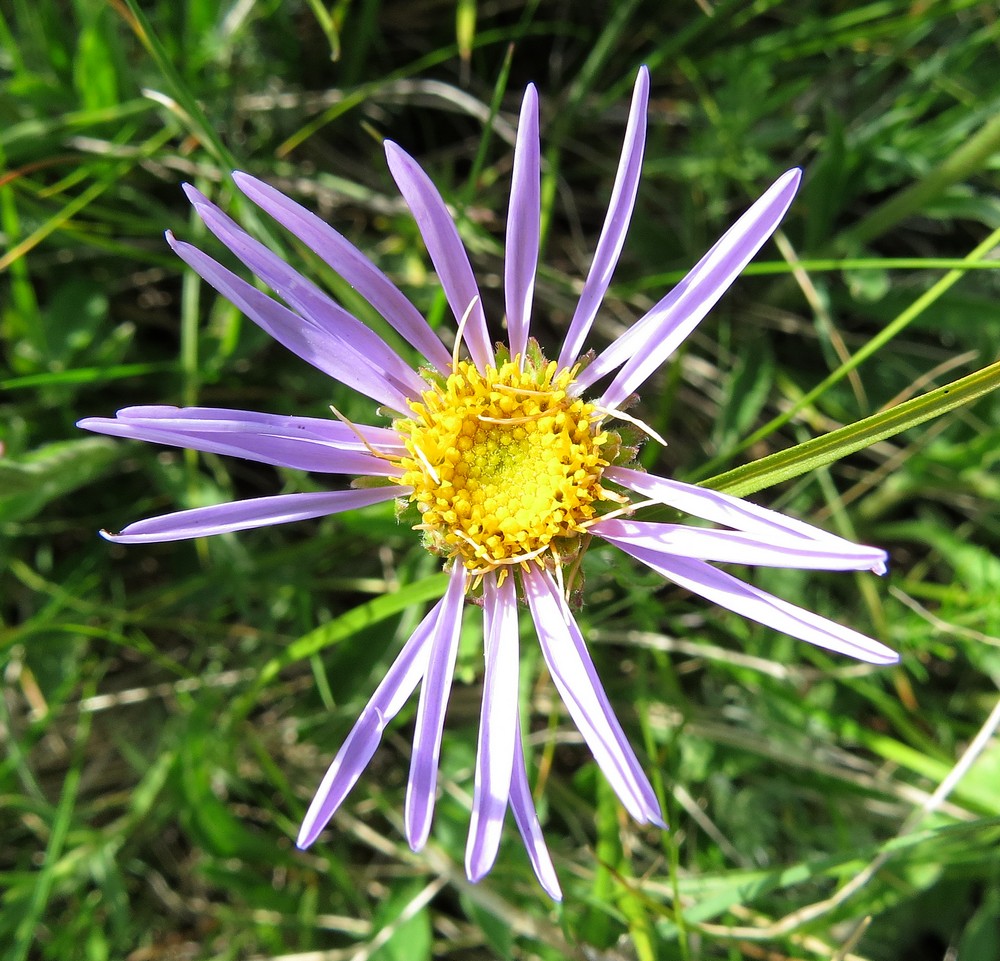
95;405;405;452
183;187;426;403
509;722;562;901
594;518;887;571
574;169;802;405
102;487;401;544
384;141;494;371
523;567;663;825
405;562;467;850
233;172;454;372
504;85;540;362
558;66;650;369
466;574;519;883
610;539;899;664
297;600;444;848
167;234;415;413
605;466;888;574
79;407;404;478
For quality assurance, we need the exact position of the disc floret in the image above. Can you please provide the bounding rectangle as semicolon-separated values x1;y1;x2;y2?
395;353;617;574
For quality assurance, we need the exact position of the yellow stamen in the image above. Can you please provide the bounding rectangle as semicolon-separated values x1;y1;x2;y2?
394;358;619;574
595;404;669;448
453;296;481;370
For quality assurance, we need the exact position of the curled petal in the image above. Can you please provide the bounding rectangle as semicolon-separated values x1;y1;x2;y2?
509;722;562;901
575;169;802;405
505;85;540;362
466;574;519;883
233;171;454;372
558;66;650;369
102;487;401;544
612;539;899;665
594;518;887;572
605;466;888;574
384;141;494;371
297;600;445;848
405;562;467;851
79;406;403;477
167;235;415;413
523;568;663;825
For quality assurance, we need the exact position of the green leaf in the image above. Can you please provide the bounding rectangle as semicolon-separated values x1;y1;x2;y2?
0;438;121;523
704;357;1000;497
369;881;433;961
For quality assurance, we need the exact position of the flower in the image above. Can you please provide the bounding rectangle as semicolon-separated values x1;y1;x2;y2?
80;67;896;900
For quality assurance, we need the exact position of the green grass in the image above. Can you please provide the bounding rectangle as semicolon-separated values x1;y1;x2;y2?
3;1;1000;958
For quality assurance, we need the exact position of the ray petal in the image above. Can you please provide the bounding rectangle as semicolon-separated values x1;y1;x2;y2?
612;540;899;664
233;171;454;371
405;562;468;850
297;600;444;848
558;66;650;369
101;487;402;544
167;234;415;413
384;141;494;371
523;568;663;825
504;85;541;362
594;518;887;571
605;466;888;574
573;169;801;403
466;573;519;882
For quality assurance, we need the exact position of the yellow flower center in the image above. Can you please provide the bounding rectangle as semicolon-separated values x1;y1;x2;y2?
394;357;615;574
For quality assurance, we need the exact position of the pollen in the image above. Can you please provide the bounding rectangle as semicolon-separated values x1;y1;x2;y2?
394;357;615;573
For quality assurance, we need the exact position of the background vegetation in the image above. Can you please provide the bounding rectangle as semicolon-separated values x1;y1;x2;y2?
3;1;1000;958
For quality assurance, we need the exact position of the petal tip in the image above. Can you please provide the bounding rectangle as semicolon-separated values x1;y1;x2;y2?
181;182;209;206
296;823;318;849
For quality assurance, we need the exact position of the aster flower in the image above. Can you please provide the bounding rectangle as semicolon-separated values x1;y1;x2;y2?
80;67;896;900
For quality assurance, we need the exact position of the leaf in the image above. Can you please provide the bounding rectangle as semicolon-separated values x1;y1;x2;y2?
369;881;433;961
0;438;121;523
704;357;1000;497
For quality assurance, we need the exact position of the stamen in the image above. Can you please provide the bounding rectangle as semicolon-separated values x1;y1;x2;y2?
596;404;669;448
579;496;661;529
466;543;550;575
477;410;550;425
328;403;399;462
493;383;557;398
551;543;566;598
394;357;616;576
411;442;440;485
453;295;481;370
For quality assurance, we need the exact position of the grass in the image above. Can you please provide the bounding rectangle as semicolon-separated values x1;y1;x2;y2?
3;1;1000;959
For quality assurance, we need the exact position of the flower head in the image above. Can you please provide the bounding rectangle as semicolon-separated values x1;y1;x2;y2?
80;67;895;900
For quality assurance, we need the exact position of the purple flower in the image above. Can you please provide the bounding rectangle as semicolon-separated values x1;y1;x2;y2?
80;67;895;900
